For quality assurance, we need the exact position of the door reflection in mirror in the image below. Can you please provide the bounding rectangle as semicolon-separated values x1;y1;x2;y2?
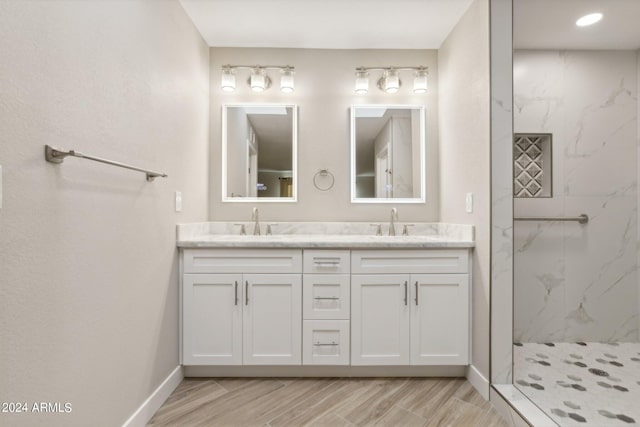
351;106;425;203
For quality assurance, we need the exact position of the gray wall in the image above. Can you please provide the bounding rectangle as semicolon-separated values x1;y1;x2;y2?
0;1;209;426
438;0;491;385
209;48;439;222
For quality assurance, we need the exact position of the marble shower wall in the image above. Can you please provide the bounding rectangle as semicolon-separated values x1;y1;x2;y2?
513;50;639;343
637;49;640;337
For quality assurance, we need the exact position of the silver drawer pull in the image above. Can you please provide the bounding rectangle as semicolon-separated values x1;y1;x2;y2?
314;297;339;300
234;281;238;306
314;341;339;346
404;281;408;305
314;260;340;265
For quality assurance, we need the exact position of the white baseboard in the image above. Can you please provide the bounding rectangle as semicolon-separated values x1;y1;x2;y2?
184;365;466;377
122;366;183;427
466;364;490;400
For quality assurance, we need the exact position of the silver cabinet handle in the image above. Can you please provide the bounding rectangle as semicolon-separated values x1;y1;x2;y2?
414;281;418;305
314;297;339;300
245;281;249;305
314;258;340;266
314;341;339;346
404;281;408;305
234;281;238;306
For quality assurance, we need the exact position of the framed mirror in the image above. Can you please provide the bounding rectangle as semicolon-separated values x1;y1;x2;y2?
351;105;425;203
222;104;297;202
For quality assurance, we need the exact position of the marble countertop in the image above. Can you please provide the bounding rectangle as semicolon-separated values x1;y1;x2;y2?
177;222;475;249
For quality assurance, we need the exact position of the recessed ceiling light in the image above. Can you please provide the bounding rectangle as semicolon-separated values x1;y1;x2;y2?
576;13;603;27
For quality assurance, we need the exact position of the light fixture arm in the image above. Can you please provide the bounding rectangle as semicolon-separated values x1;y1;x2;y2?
222;64;295;71
356;66;428;73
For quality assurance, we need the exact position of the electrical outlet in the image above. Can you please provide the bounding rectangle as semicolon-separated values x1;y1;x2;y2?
175;191;182;212
465;193;473;213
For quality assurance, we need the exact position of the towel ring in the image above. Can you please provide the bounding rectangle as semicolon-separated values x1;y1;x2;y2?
313;169;335;191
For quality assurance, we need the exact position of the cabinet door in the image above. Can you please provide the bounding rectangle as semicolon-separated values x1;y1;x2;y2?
243;274;302;365
351;275;410;365
183;274;242;365
410;274;469;365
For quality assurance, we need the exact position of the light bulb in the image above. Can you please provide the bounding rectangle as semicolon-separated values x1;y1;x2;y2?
355;70;369;94
280;68;294;93
576;12;602;27
251;68;267;92
221;68;236;92
413;69;428;94
383;69;400;94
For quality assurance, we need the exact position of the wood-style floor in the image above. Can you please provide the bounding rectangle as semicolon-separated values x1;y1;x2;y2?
147;378;508;427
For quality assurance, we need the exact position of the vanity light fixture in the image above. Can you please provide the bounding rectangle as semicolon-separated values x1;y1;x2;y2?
355;69;369;94
220;65;295;93
280;67;295;93
413;68;428;94
250;68;270;92
576;12;603;27
354;66;429;94
380;69;400;93
221;67;236;92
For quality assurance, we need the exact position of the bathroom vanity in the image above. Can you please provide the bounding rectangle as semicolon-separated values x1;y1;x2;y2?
177;222;474;374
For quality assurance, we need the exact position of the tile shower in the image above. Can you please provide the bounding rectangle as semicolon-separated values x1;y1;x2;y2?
513;50;640;425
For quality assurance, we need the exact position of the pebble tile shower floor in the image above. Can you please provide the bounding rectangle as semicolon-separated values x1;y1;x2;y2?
514;342;640;426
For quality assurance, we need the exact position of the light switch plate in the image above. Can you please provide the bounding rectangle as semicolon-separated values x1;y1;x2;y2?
175;191;182;212
465;193;473;213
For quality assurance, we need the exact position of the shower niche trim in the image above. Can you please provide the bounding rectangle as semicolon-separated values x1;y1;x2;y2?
514;133;552;198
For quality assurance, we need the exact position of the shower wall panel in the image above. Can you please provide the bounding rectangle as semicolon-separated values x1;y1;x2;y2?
514;50;639;343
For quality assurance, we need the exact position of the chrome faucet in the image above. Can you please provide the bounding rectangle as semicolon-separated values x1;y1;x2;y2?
389;208;398;236
251;207;260;235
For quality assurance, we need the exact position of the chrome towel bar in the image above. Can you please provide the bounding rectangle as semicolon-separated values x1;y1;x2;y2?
44;145;167;182
514;214;589;224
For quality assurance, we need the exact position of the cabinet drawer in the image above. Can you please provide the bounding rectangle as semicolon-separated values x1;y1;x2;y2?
303;320;350;365
183;249;302;274
303;274;350;319
303;250;350;274
351;249;468;274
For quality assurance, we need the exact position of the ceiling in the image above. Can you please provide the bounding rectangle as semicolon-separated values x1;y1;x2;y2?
514;0;640;50
180;0;640;51
179;0;474;49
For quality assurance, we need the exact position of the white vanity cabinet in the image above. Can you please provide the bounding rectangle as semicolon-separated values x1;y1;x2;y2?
351;250;469;366
182;249;302;365
181;246;471;370
302;250;350;365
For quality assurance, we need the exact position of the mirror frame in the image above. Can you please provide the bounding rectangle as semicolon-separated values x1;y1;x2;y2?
221;103;298;203
350;104;426;204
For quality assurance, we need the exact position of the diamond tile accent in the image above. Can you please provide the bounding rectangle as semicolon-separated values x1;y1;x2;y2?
514;134;551;198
